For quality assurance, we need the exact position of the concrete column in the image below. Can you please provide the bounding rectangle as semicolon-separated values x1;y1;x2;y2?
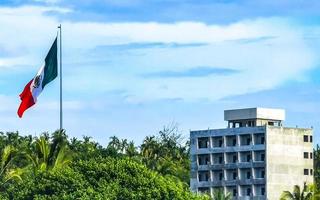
251;133;254;145
237;135;240;146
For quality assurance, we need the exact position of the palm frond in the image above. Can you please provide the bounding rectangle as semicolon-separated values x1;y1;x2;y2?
280;191;295;200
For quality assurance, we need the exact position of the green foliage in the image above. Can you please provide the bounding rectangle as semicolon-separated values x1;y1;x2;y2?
2;157;207;200
315;145;320;190
280;183;313;200
212;188;232;200
0;126;207;200
140;123;190;183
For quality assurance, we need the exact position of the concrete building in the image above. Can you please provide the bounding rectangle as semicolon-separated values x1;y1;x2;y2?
190;108;313;200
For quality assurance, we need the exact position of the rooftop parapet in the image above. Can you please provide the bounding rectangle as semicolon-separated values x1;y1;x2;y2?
224;108;285;122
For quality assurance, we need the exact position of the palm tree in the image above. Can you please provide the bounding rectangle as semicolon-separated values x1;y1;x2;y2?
27;136;72;172
280;183;312;200
126;141;137;157
212;188;232;200
0;145;23;185
308;184;320;200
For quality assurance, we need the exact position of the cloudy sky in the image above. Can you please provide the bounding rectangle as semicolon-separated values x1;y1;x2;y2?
0;0;319;145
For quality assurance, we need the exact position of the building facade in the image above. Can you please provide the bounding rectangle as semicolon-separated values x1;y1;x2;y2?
190;108;313;200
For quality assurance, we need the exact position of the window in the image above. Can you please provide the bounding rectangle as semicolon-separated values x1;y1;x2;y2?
246;171;251;179
233;172;237;180
261;154;265;161
233;189;237;197
206;157;210;164
219;156;223;164
248;121;255;127
219;140;223;147
247;154;251;162
261;136;265;144
304;135;308;142
261;187;265;195
198;155;210;165
310;153;313;159
198;187;210;194
233;155;237;163
198;172;210;182
233;139;237;146
219;173;223;180
310;169;313;175
246;138;251;145
198;137;209;149
261;170;265;178
268;121;274;126
246;188;251;196
304;169;309;175
310;136;313;143
304;152;309;159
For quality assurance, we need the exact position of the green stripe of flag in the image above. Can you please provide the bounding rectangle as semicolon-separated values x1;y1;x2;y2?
42;37;58;89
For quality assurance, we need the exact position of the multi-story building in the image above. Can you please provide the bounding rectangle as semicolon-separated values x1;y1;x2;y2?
190;108;313;200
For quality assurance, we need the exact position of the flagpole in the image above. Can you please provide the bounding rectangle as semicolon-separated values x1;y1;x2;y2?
58;24;63;132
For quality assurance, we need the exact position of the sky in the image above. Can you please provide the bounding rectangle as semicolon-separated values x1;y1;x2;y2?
0;0;319;146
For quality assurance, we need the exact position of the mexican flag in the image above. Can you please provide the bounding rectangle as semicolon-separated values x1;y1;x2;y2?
17;38;58;118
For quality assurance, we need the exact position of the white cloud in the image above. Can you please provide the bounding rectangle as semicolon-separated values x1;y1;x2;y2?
0;5;318;103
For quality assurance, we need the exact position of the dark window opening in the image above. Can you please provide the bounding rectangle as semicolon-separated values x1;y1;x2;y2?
310;136;313;143
261;170;265;178
233;155;237;163
233;172;237;180
247;154;251;162
232;139;237;146
233;189;237;196
219;156;223;164
268;121;274;126
261;188;265;195
246;188;251;196
246;171;251;179
304;152;309;159
304;169;309;175
310;169;313;175
219;140;223;147
261;136;265;144
206;157;210;164
261;154;265;161
219;173;223;180
198;172;210;182
198;187;210;194
310;153;313;159
246;137;251;145
304;135;308;142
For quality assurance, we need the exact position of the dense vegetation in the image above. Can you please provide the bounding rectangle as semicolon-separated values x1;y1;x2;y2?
0;125;209;200
0;125;319;199
315;145;320;190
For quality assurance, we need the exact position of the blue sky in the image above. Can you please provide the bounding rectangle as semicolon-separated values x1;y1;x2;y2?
0;0;319;146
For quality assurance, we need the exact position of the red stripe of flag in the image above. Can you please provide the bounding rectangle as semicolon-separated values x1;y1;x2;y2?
17;79;35;118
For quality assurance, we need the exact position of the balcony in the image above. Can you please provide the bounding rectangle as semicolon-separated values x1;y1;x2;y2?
224;180;238;186
252;178;265;185
239;179;253;185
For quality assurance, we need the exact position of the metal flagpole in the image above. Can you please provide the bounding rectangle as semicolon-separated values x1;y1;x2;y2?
58;24;63;132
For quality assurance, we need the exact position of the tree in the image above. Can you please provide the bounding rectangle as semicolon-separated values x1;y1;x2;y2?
280;183;312;200
3;157;209;200
212;188;232;200
27;136;72;172
314;145;320;189
0;145;23;186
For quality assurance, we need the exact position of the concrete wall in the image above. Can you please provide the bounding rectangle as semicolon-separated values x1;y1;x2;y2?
266;126;313;200
224;108;285;121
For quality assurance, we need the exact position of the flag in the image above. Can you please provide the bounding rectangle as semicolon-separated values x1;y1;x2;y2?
18;38;58;118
